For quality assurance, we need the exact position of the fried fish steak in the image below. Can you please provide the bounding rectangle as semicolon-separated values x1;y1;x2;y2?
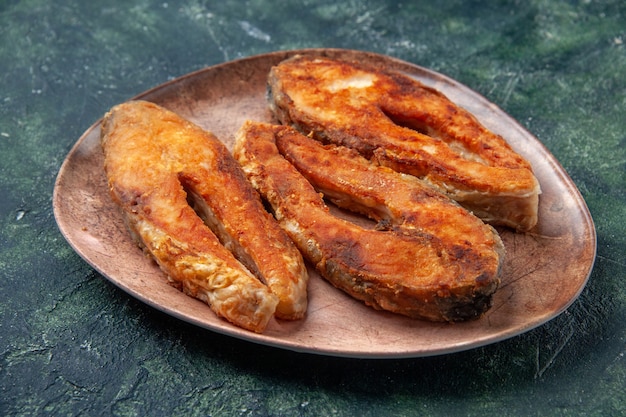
101;101;309;332
268;55;541;231
274;125;505;262
234;121;504;322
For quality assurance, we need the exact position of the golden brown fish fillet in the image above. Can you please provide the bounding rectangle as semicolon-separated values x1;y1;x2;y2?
234;121;504;322
268;55;540;231
101;101;308;332
274;127;505;259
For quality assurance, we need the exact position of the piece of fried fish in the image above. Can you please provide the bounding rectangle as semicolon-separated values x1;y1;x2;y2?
234;121;504;322
268;55;540;231
101;101;308;332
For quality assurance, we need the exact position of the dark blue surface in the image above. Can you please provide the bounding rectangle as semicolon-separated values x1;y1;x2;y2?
1;1;624;415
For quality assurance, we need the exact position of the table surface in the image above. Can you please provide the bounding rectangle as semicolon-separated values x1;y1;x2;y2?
1;1;624;416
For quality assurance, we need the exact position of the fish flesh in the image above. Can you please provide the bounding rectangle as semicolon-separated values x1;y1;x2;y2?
101;101;308;332
234;121;504;322
268;55;540;231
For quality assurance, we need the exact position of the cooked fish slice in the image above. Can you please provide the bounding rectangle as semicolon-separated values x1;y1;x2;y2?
274;127;505;266
101;101;308;332
268;55;540;231
178;162;309;321
234;121;502;322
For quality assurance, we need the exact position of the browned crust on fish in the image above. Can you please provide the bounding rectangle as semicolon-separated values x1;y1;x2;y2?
268;55;540;231
234;121;504;322
101;101;308;332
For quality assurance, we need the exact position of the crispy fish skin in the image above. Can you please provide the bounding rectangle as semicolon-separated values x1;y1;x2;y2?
274;128;505;265
101;101;308;332
234;121;503;322
268;55;540;231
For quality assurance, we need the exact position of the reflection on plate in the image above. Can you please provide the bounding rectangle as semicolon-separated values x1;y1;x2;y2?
52;49;596;358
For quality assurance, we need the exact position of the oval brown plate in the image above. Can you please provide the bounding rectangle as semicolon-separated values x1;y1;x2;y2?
53;49;596;358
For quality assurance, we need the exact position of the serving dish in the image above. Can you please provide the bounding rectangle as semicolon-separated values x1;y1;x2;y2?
53;49;596;358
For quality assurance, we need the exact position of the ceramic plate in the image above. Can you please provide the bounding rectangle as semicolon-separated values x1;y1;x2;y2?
53;49;596;358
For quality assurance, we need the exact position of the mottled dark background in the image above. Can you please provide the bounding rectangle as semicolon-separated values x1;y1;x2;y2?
1;1;624;416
